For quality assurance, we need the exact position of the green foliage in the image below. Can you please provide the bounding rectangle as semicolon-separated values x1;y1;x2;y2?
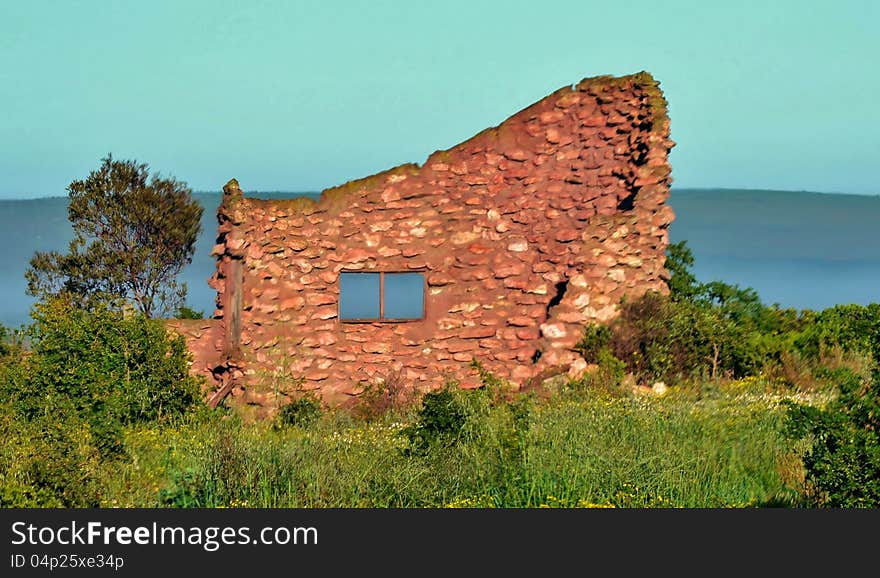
607;292;754;384
786;368;880;507
174;305;205;320
0;323;26;359
1;346;804;509
636;240;846;388
665;240;700;301
26;154;203;318
6;297;201;423
158;469;209;508
575;323;612;364
0;324;8;358
274;396;322;430
0;401;103;507
564;348;629;398
596;348;627;384
405;387;467;448
403;383;488;452
796;304;880;367
0;297;202;506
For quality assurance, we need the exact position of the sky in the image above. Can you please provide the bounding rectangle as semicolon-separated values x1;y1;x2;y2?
1;0;878;199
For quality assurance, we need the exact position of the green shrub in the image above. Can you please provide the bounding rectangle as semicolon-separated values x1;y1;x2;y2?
6;297;202;424
88;409;126;457
596;348;627;385
605;277;818;386
795;304;880;367
608;292;753;384
786;368;880;507
403;383;488;452
407;387;466;445
0;323;26;360
575;323;612;364
0;297;202;506
274;396;322;429
174;305;205;319
0;324;9;358
0;408;103;507
566;349;628;398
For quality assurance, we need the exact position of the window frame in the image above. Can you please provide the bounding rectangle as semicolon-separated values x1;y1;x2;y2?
338;270;427;323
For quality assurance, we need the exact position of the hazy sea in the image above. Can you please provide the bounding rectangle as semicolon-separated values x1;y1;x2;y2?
0;188;878;328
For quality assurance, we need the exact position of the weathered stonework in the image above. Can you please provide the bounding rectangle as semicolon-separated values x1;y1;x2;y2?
171;71;676;416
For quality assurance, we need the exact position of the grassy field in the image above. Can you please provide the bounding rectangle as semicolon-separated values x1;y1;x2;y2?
4;244;874;508
93;375;821;509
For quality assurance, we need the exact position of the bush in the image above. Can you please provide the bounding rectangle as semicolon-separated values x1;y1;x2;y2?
795;304;880;368
607;292;754;384
602;240;819;387
0;405;103;507
0;323;26;360
175;305;205;320
565;346;628;398
0;324;8;358
6;297;202;424
575;323;612;364
274;396;322;429
786;368;880;506
0;297;203;506
0;297;202;500
408;388;467;444
403;383;488;452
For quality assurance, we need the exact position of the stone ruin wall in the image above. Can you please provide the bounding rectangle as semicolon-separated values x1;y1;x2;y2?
170;72;675;413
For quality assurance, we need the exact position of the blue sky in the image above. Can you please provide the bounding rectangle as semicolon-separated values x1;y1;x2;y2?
1;0;878;198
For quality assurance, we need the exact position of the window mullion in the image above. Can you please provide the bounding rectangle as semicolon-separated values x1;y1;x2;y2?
379;272;385;320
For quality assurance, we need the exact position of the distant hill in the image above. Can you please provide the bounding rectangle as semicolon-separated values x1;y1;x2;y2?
0;188;877;327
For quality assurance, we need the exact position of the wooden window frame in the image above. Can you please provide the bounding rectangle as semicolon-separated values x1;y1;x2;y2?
338;270;427;323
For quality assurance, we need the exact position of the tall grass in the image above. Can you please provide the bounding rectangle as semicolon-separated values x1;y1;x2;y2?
97;379;809;508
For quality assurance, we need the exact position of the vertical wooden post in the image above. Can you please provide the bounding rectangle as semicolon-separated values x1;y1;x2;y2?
225;258;243;358
379;272;385;320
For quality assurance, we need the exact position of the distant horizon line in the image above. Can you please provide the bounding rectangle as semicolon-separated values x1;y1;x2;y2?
2;186;878;202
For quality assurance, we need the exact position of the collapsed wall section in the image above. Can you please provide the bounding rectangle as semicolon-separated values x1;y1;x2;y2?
194;71;674;414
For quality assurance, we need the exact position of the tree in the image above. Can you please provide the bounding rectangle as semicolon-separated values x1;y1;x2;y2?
26;155;203;318
664;240;700;302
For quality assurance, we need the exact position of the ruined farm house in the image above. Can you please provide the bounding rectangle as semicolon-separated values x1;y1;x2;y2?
169;71;675;415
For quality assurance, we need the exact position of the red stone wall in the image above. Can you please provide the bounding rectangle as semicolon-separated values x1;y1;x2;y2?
192;71;675;412
164;318;224;395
